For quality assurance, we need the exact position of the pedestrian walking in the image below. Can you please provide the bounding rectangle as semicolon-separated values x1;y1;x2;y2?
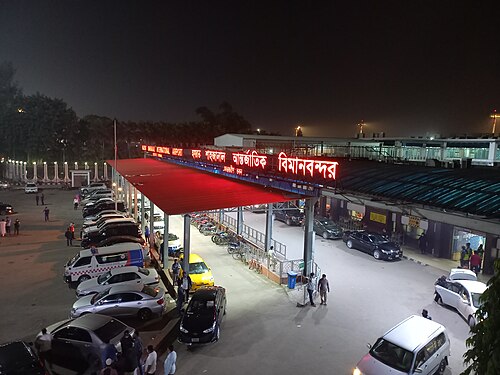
35;193;40;206
144;225;150;245
99;358;118;375
460;245;467;268
171;259;180;286
65;227;73;246
14;219;20;235
43;207;50;222
306;272;316;307
463;243;472;269
135;331;145;375
41;192;45;205
5;217;11;235
176;286;185;316
418;232;427;254
470;251;482;275
35;327;53;369
69;222;75;239
73;197;79;210
178;271;192;303
317;274;330;305
421;309;432;320
0;219;6;237
163;345;177;375
144;345;157;375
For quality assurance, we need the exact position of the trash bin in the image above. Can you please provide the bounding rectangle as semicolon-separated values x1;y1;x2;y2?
287;271;298;289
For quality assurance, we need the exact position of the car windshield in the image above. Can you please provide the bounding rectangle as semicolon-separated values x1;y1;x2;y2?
92;289;110;304
189;262;209;274
97;271;112;284
141;285;159;297
138;267;150;276
187;298;215;315
370;338;413;373
68;253;80;266
319;219;337;228
368;234;389;244
471;292;483;308
93;319;128;343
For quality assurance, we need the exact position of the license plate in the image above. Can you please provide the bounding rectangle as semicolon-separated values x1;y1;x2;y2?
191;338;199;342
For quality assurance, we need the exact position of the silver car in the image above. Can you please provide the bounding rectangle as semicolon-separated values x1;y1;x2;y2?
42;314;133;373
71;284;166;321
76;266;159;297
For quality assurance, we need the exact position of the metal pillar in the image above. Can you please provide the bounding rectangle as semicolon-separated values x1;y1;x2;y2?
303;198;318;276
163;215;169;271
94;163;99;182
133;187;138;220
265;203;274;252
43;162;49;182
149;203;154;244
140;196;146;236
32;162;37;181
53;162;59;183
236;206;243;235
183;214;191;276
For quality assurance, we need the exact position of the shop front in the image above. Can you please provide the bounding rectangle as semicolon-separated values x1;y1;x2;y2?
451;227;486;262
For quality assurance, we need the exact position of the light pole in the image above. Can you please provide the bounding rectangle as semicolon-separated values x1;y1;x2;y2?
490;110;499;135
114;118;118;211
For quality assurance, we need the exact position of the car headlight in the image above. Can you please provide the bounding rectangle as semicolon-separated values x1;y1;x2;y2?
381;249;390;254
179;326;188;333
353;368;363;375
203;322;216;333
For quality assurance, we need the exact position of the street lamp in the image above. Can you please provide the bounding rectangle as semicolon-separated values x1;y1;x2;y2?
295;126;303;137
358;120;366;134
490;110;499;134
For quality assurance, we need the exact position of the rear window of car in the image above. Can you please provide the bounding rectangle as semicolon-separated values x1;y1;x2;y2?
141;285;159;297
187;298;216;315
93;319;128;343
138;267;150;276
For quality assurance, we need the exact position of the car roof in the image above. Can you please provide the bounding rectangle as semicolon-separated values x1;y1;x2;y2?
98;218;135;225
68;314;116;330
456;280;487;293
0;341;32;361
192;286;223;300
79;242;143;257
109;266;140;275
184;253;204;263
449;268;477;281
382;315;445;352
108;283;145;293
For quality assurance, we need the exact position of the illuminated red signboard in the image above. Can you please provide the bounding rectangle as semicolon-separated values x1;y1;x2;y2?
142;144;339;181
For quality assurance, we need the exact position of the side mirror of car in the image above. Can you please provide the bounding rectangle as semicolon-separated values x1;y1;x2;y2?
366;343;372;349
414;368;423;373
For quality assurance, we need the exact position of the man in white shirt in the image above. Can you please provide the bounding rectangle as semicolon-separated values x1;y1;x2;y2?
163;345;177;375
144;345;157;375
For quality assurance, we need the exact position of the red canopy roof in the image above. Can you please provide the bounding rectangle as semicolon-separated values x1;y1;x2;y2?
110;158;299;215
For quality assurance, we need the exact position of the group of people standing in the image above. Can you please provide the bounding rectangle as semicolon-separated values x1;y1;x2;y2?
460;242;484;274
0;217;20;236
306;273;330;307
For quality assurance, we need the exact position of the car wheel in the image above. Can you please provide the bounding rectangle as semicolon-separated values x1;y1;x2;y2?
78;275;91;283
286;219;292;226
346;240;353;249
138;308;152;321
468;315;476;328
322;231;329;239
434;358;447;375
435;293;443;304
373;250;381;260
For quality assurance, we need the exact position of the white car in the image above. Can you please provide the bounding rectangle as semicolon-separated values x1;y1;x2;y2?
76;266;159;297
83;209;126;222
434;274;487;327
24;182;38;194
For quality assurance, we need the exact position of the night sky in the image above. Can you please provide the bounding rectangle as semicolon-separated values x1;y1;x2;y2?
1;1;499;138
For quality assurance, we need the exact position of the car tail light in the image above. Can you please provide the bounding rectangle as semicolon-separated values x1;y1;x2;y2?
157;298;164;305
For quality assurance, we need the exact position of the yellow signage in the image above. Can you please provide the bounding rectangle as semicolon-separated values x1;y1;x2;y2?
408;216;420;228
370;212;387;224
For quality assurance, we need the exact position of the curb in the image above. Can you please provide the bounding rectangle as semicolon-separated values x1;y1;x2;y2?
402;255;430;267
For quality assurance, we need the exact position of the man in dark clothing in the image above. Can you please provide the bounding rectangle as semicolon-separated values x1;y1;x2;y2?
41;192;45;205
35;193;39;205
123;347;138;375
43;207;50;221
418;232;427;254
120;331;134;353
65;228;73;246
14;219;20;235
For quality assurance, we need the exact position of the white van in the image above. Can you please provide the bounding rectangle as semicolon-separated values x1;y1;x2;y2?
354;315;450;375
63;242;145;284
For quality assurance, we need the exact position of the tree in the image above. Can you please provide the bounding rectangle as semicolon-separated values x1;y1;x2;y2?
0;61;23;157
462;259;500;375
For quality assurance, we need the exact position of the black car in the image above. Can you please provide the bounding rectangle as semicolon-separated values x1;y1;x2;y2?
344;231;402;260
82;201;126;218
81;223;141;248
179;286;226;346
0;202;13;215
313;217;343;239
0;341;46;375
96;235;145;247
274;209;304;226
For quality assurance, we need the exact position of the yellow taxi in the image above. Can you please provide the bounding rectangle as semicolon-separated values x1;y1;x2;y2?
179;253;215;290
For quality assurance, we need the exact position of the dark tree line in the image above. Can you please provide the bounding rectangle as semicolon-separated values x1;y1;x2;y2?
0;62;253;164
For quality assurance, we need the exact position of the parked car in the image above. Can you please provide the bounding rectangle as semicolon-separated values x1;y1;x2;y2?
244;204;267;213
444;268;477;281
82;201;126;218
179;253;215;291
434;276;487;327
80;182;107;196
274;208;304;226
81;222;141;248
83;209;127;222
0;341;45;375
82;218;137;239
344;230;402;260
0;180;10;189
0;201;13;215
80;189;114;205
76;266;159;297
24;182;38;194
82;213;127;228
313;217;343;239
96;235;145;248
71;284;166;321
43;314;133;373
179;286;226;346
162;233;182;256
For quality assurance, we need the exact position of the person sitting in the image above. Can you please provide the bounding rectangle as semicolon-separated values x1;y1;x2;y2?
421;309;432;320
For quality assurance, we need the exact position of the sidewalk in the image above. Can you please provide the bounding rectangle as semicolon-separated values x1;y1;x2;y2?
401;245;492;283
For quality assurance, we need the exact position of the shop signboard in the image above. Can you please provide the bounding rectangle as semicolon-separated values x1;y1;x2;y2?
370;212;387;224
